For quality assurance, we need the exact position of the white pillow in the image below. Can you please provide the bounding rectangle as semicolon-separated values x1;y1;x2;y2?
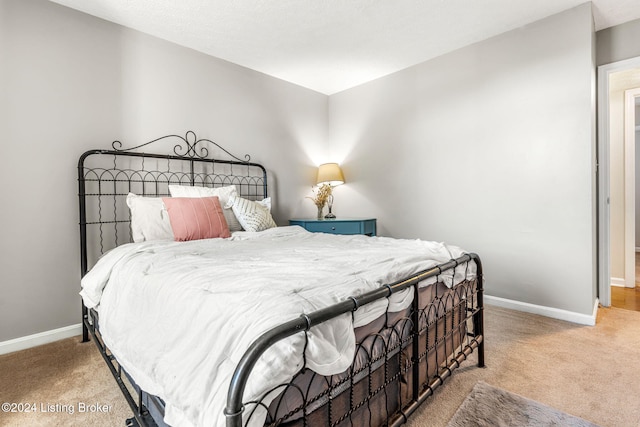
126;193;174;242
226;194;276;232
168;184;243;232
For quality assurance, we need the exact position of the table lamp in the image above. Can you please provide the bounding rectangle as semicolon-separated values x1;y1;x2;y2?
316;163;345;219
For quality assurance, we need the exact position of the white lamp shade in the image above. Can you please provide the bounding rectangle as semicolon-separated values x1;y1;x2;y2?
316;163;345;186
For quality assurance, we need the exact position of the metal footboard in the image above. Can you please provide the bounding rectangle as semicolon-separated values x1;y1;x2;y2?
224;253;484;427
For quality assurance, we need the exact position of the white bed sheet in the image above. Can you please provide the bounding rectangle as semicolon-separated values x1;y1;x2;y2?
80;226;472;427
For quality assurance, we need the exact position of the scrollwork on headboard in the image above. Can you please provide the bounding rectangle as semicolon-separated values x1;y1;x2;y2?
78;131;268;275
110;130;252;162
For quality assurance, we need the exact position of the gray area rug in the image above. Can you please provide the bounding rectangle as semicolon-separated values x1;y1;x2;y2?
447;381;601;427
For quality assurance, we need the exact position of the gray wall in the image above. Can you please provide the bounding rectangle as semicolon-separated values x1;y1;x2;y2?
596;17;640;66
328;4;597;315
0;0;612;342
0;0;328;342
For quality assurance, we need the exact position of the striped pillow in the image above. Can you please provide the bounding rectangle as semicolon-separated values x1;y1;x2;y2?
162;197;231;241
227;194;276;232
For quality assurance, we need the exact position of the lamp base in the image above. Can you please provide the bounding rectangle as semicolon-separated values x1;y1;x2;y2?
324;212;336;219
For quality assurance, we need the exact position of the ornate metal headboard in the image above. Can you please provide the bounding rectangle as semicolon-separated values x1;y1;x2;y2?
78;131;267;276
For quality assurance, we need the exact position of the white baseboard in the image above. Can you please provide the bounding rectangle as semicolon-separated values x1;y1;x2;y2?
611;277;626;287
485;295;598;326
0;323;82;356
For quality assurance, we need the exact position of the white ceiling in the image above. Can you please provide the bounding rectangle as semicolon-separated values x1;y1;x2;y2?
49;0;640;95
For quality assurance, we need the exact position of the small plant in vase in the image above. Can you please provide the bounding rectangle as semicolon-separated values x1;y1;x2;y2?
307;183;332;219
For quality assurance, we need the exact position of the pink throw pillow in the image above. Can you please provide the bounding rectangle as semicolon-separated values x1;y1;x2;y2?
162;196;231;241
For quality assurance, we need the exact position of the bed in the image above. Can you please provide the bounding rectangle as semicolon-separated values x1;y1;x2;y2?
78;131;485;427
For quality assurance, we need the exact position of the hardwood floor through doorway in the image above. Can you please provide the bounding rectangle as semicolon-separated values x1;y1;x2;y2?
611;252;640;311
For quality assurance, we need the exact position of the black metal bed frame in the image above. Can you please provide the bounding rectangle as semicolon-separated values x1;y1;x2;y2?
78;131;484;427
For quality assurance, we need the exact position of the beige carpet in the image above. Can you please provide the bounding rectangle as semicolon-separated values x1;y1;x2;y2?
1;305;639;427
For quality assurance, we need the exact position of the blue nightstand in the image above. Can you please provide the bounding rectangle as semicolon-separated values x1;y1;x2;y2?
289;218;377;236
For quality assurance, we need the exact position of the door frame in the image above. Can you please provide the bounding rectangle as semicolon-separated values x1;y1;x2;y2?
624;88;640;288
597;56;640;306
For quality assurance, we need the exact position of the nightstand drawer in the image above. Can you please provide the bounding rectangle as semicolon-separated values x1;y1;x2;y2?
289;218;376;236
305;221;361;235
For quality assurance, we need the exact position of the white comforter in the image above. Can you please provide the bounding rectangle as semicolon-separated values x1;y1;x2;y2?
80;226;472;427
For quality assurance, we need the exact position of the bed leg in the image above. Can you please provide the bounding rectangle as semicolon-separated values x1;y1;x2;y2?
474;308;485;368
472;254;485;368
82;303;89;343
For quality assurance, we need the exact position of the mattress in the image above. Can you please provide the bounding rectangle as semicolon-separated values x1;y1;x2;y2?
80;226;474;427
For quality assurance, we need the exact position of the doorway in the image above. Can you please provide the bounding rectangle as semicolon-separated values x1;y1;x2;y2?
598;58;640;308
610;87;640;311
